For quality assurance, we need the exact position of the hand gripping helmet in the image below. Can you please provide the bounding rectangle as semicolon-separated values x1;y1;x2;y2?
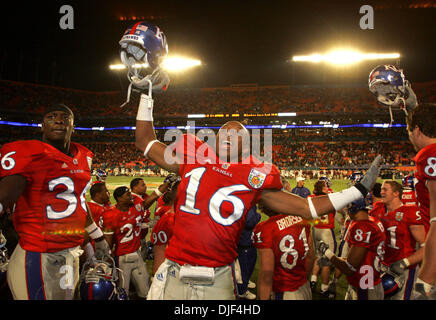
402;175;415;190
369;65;406;107
381;272;401;298
119;21;168;90
79;255;128;300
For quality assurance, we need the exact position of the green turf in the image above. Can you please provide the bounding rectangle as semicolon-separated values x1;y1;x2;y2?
93;176;384;300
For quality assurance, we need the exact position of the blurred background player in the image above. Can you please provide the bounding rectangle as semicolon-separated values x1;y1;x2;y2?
150;179;179;274
102;186;150;299
370;180;425;300
405;104;436;299
254;195;314;300
95;169;107;183
291;176;311;199
236;205;260;300
401;174;417;206
319;198;386;300
309;180;337;299
0;104;109;300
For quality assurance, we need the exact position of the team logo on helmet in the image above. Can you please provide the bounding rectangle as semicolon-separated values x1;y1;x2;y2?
248;169;266;189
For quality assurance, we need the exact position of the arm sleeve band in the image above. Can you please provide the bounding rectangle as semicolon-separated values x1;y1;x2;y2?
136;93;154;121
154;188;163;197
430;217;436;224
328;186;363;211
324;248;335;260
307;197;320;219
85;222;104;240
144;140;159;158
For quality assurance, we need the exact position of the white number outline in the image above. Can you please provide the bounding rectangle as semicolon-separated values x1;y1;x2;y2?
424;157;436;177
278;228;309;271
46;176;78;220
1;151;16;171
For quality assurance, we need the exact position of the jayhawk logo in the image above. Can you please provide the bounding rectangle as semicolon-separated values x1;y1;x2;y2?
248;169;266;189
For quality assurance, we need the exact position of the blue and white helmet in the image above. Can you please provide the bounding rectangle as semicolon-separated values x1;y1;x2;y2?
318;176;332;189
402;174;415;190
79;255;127;300
96;169;107;182
0;232;9;287
119;21;168;91
349;171;364;185
368;64;406;107
381;272;402;298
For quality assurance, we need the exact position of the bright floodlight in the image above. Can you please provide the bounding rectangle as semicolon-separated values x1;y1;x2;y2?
292;50;400;65
110;56;201;72
161;56;202;72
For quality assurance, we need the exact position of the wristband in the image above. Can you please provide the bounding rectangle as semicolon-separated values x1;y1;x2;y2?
416;278;433;293
328;186;363;211
136;93;154;121
85;222;104;240
324;248;335;260
430;217;436;223
307;197;320;219
403;258;410;267
154;189;163;197
144;140;159;158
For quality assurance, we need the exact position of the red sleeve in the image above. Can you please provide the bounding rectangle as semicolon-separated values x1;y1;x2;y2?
415;144;436;181
253;221;272;249
0;141;41;181
102;209;117;232
151;213;174;245
405;205;425;226
262;163;283;190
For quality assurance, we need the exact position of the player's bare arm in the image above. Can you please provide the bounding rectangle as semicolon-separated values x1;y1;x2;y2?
0;175;27;215
405;224;426;266
330;246;368;277
143;181;170;210
152;244;166;274
418;180;436;285
257;248;275;300
261;155;382;221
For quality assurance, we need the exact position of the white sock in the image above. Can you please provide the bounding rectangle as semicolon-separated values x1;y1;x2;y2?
321;284;329;292
311;275;317;283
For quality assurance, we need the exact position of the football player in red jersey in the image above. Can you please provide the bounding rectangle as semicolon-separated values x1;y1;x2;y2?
81;182;112;263
134;84;382;300
406;104;436;298
319;198;386;300
253;198;314;300
309;180;337;298
0;105;110;300
370;180;425;300
151;181;179;274
102;186;151;299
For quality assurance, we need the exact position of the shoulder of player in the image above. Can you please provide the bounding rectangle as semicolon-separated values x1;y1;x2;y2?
71;142;94;157
1;139;45;155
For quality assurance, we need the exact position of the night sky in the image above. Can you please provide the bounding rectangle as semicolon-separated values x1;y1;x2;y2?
0;0;435;91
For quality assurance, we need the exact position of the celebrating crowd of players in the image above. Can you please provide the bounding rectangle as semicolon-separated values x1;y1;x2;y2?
0;20;435;301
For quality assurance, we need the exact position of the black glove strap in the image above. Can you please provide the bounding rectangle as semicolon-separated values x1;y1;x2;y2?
354;183;368;197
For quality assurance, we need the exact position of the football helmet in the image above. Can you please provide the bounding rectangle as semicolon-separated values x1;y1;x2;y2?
381;272;402;298
369;65;406;107
318;176;332;188
79;254;127;300
95;169;107;182
119;21;169;107
402;175;415;190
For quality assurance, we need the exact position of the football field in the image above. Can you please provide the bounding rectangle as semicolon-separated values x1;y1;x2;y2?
95;176;377;300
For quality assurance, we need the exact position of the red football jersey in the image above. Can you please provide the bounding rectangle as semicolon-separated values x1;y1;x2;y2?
151;211;175;246
102;205;144;256
0;140;93;252
309;194;336;229
345;216;386;288
154;197;172;218
87;201;107;229
414;142;436;233
165;134;283;267
401;188;417;207
132;193;151;222
370;204;423;266
253;215;311;293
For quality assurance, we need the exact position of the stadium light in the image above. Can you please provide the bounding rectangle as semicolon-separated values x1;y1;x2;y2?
109;56;201;72
292;50;400;65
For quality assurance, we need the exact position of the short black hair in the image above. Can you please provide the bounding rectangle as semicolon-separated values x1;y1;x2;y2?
43;104;74;119
130;178;144;190
90;182;106;199
113;186;129;201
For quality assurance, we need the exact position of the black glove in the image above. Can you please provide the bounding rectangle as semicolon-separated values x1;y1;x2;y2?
164;174;181;191
389;259;408;276
355;155;382;196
